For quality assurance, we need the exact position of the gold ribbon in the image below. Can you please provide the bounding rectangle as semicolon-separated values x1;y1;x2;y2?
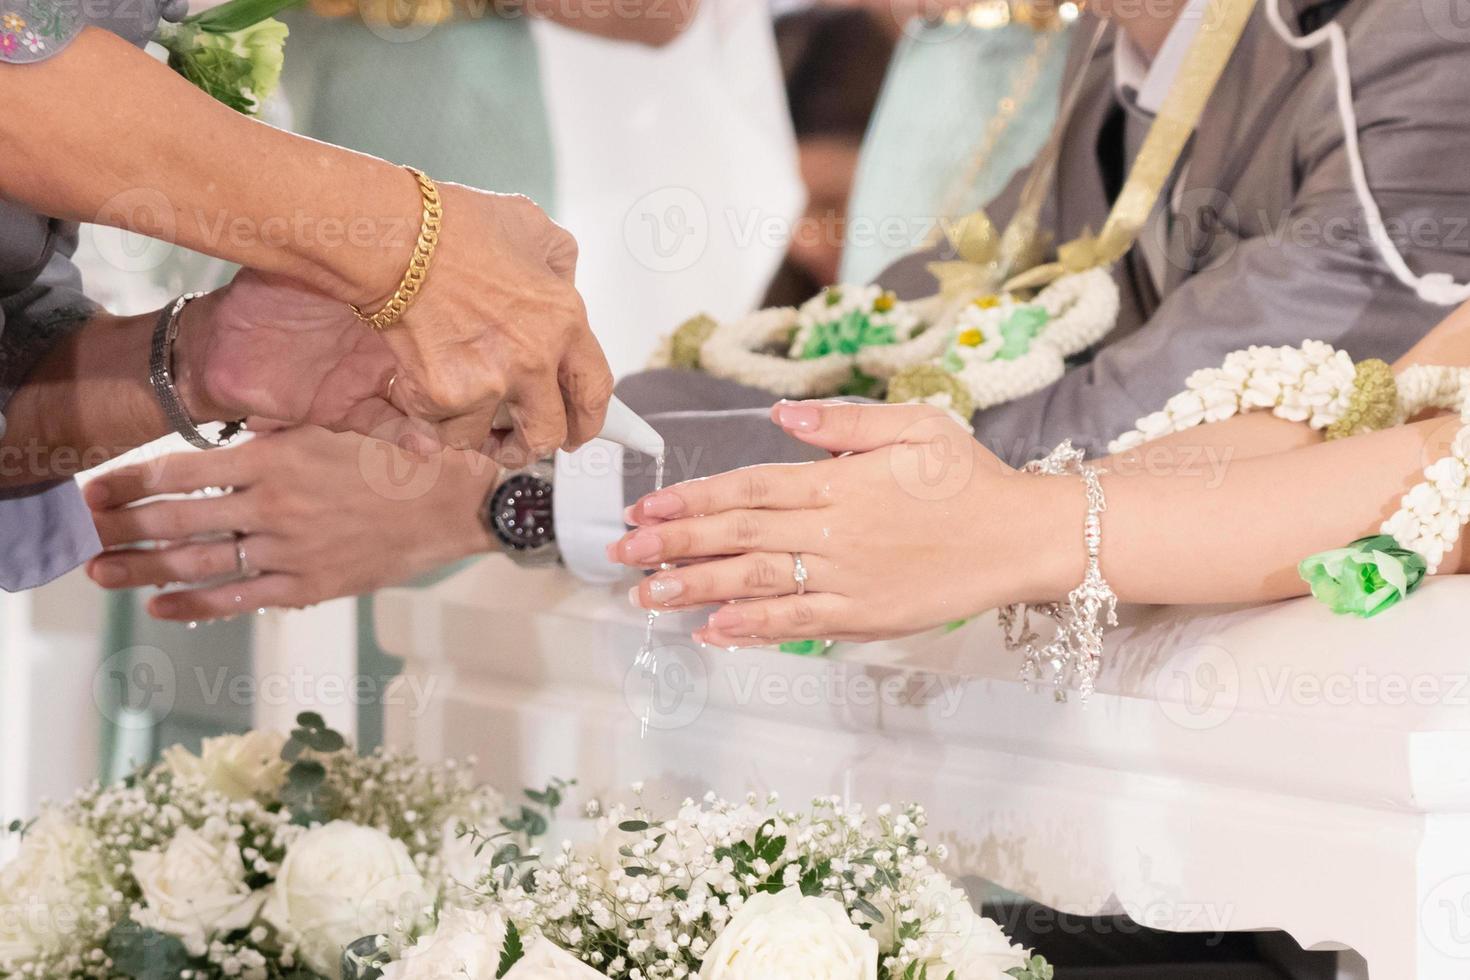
998;0;1259;293
928;211;1005;298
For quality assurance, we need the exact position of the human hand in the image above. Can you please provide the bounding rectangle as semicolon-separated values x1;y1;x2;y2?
374;185;614;461
611;401;1079;646
83;424;500;621
178;269;415;442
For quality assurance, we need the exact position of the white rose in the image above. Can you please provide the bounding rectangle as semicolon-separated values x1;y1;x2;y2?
899;874;1028;980
163;731;289;801
699;887;878;980
264;822;431;980
130;826;265;957
503;939;606;979
380;906;509;980
0;815;100;967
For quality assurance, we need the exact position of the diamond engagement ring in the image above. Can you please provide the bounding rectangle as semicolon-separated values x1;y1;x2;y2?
792;553;808;596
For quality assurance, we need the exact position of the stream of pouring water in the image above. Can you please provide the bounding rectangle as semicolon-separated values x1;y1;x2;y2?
633;452;667;738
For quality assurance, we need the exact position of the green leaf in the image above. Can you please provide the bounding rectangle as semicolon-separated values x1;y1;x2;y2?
168;44;255;115
496;921;525;979
491;843;521;869
852;896;885;923
105;921;193;978
188;0;303;33
619;820;651;832
297;711;327;729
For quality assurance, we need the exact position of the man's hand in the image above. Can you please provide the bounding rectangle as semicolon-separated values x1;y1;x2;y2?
376;186;614;461
83;425;501;620
176;270;413;441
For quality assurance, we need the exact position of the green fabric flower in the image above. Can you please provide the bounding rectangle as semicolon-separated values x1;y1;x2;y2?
780;640;829;656
996;306;1051;360
798;310;898;359
1299;534;1428;618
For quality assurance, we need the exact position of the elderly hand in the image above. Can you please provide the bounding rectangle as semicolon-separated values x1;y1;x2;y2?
376;186;614;461
84;424;499;621
179;270;411;440
611;401;1080;647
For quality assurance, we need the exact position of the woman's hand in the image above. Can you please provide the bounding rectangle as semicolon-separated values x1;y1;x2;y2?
83;424;500;621
610;401;1080;647
377;186;614;461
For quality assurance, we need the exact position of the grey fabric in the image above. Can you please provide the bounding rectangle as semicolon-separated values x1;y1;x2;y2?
0;0;172;590
892;0;1470;463
0;232;102;592
619;0;1470;477
0;0;183;64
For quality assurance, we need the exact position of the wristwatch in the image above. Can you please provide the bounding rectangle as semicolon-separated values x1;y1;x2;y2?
481;460;560;567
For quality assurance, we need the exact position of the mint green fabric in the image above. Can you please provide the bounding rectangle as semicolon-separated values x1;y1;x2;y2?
100;14;550;776
841;21;1072;285
279;11;556;209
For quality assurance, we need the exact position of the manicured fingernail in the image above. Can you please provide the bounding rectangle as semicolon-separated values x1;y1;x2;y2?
91;561;122;587
606;542;619;561
710;606;743;629
627;585;644;609
623;505;638;526
775;402;822;432
625;531;661;562
647;577;684;604
640;492;683;519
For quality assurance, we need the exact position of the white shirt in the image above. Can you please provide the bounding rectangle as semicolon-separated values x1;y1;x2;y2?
1112;0;1212;114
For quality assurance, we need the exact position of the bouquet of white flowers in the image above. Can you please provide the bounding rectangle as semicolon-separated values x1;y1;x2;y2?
362;791;1052;980
0;713;540;980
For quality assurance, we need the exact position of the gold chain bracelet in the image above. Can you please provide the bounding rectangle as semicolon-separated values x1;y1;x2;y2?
351;166;443;331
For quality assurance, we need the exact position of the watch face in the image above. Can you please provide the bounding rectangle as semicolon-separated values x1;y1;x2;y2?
490;473;555;551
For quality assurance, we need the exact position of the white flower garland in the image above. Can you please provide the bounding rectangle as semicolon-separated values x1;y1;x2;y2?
1110;342;1470;576
693;268;1119;412
1108;340;1358;453
1379;366;1470;572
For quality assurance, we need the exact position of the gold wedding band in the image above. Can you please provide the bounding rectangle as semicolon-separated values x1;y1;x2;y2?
792;553;808;596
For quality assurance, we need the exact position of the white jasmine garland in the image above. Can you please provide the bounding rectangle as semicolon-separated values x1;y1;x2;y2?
130;825;266;957
1109;341;1359;453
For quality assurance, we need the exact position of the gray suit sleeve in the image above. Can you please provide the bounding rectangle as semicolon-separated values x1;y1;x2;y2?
0;231;102;591
974;0;1470;464
0;229;99;435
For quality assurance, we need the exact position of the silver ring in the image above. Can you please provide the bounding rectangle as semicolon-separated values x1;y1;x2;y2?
792;553;808;596
234;533;251;578
385;373;398;404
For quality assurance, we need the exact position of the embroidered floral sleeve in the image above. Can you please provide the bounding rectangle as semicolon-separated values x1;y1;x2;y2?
0;0;81;64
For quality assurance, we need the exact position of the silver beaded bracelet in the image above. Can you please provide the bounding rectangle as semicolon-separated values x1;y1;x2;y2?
148;293;243;450
998;440;1118;702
